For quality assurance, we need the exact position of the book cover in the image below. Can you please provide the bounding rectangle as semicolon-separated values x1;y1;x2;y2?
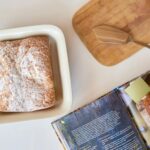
52;91;147;150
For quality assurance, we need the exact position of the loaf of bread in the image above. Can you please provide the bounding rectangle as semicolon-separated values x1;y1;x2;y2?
0;36;56;112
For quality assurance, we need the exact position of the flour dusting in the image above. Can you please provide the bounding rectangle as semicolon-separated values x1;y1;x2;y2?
0;36;56;112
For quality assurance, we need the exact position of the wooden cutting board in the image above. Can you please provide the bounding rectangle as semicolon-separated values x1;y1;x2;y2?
73;0;150;66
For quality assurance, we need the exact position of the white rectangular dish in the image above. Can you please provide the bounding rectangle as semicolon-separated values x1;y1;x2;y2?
0;25;72;123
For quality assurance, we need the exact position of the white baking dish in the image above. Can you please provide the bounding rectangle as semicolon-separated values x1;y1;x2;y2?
0;25;72;123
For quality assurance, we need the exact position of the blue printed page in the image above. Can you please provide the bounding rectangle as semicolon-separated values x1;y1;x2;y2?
53;91;147;150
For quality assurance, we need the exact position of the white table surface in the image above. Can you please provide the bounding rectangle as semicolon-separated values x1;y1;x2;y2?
0;0;150;150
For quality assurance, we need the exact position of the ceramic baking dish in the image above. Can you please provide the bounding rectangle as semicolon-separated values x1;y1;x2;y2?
0;25;72;123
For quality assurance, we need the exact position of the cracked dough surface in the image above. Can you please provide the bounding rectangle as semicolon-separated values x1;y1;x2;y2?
0;36;56;112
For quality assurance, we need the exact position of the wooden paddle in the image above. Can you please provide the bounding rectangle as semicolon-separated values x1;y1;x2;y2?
93;25;150;49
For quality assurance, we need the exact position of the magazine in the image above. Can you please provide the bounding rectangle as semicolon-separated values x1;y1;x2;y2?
52;72;150;150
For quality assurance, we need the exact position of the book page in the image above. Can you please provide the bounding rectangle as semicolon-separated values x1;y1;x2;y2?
53;91;147;150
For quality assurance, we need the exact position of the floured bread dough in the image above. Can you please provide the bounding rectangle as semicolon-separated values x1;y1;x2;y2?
0;36;56;112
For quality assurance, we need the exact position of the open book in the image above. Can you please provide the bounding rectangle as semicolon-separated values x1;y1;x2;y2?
52;71;150;150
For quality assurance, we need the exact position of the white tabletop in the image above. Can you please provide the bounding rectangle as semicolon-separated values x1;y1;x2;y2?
0;0;150;150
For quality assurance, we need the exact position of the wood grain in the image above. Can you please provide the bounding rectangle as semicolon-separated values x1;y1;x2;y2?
73;0;150;66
